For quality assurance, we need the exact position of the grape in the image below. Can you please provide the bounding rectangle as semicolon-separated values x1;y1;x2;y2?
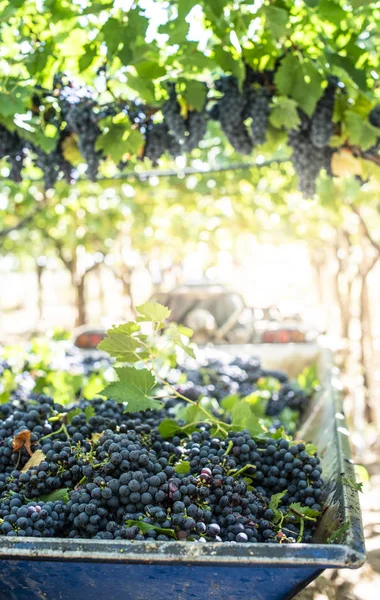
310;78;338;149
369;106;380;128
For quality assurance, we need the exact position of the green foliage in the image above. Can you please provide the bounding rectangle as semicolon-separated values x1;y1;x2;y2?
33;488;70;504
289;502;321;520
174;460;191;474
0;0;379;178
101;366;162;413
0;370;17;404
342;476;364;493
327;520;350;544
125;519;177;539
297;365;320;396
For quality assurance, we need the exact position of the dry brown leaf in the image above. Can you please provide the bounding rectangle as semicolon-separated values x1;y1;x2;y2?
21;449;46;473
12;430;33;456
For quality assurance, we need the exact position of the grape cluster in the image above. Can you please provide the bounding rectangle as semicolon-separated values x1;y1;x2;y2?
245;87;271;146
0;412;323;544
213;77;253;155
0;494;66;538
162;84;208;153
0;125;24;182
143;122;181;165
173;354;310;421
288;117;333;198
310;78;338;149
62;100;101;181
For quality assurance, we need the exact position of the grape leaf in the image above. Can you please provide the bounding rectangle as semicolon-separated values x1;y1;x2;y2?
98;324;144;362
318;0;347;25
67;407;82;424
342;476;363;493
305;443;317;456
230;401;266;438
135;61;166;80
158;418;183;438
263;6;289;39
21;450;46;473
221;394;239;412
270;97;301;130
34;488;70;504
136;302;171;323
344;111;379;151
125;519;177;539
183;81;207;112
100;366;162;412
269;490;287;511
269;426;292;441
327;520;350;544
289;503;321;520
274;54;324;116
85;405;95;421
166;323;196;359
12;430;33;456
174;460;191;474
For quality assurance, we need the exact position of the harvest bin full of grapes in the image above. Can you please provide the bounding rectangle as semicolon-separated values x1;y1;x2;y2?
0;306;365;600
1;0;377;598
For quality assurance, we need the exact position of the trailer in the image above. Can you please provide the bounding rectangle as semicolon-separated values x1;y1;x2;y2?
0;344;365;600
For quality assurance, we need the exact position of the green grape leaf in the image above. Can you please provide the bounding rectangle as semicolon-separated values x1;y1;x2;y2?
213;46;245;90
274;54;324;117
96;115;144;163
344;111;379;151
270;97;301;130
85;405;95;421
100;367;162;412
269;490;287;511
289;503;321;520
263;6;289;39
243;392;268;418
342;476;363;493
125;520;177;539
34;488;70;504
166;323;196;359
174;460;191;474
158;418;183;438
305;443;317;456
230;400;266;438
159;18;190;45
183;81;207;112
0;92;26;117
318;0;347;25
98;324;144;362
136;302;171;323
184;403;205;424
327;520;350;544
297;365;319;395
67;407;82;424
220;394;239;412
78;43;98;72
135;61;166;80
270;426;293;441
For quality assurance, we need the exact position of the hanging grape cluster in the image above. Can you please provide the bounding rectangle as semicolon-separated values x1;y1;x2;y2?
0;71;379;197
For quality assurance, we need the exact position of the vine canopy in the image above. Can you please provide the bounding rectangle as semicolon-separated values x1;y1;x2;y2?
0;0;380;196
